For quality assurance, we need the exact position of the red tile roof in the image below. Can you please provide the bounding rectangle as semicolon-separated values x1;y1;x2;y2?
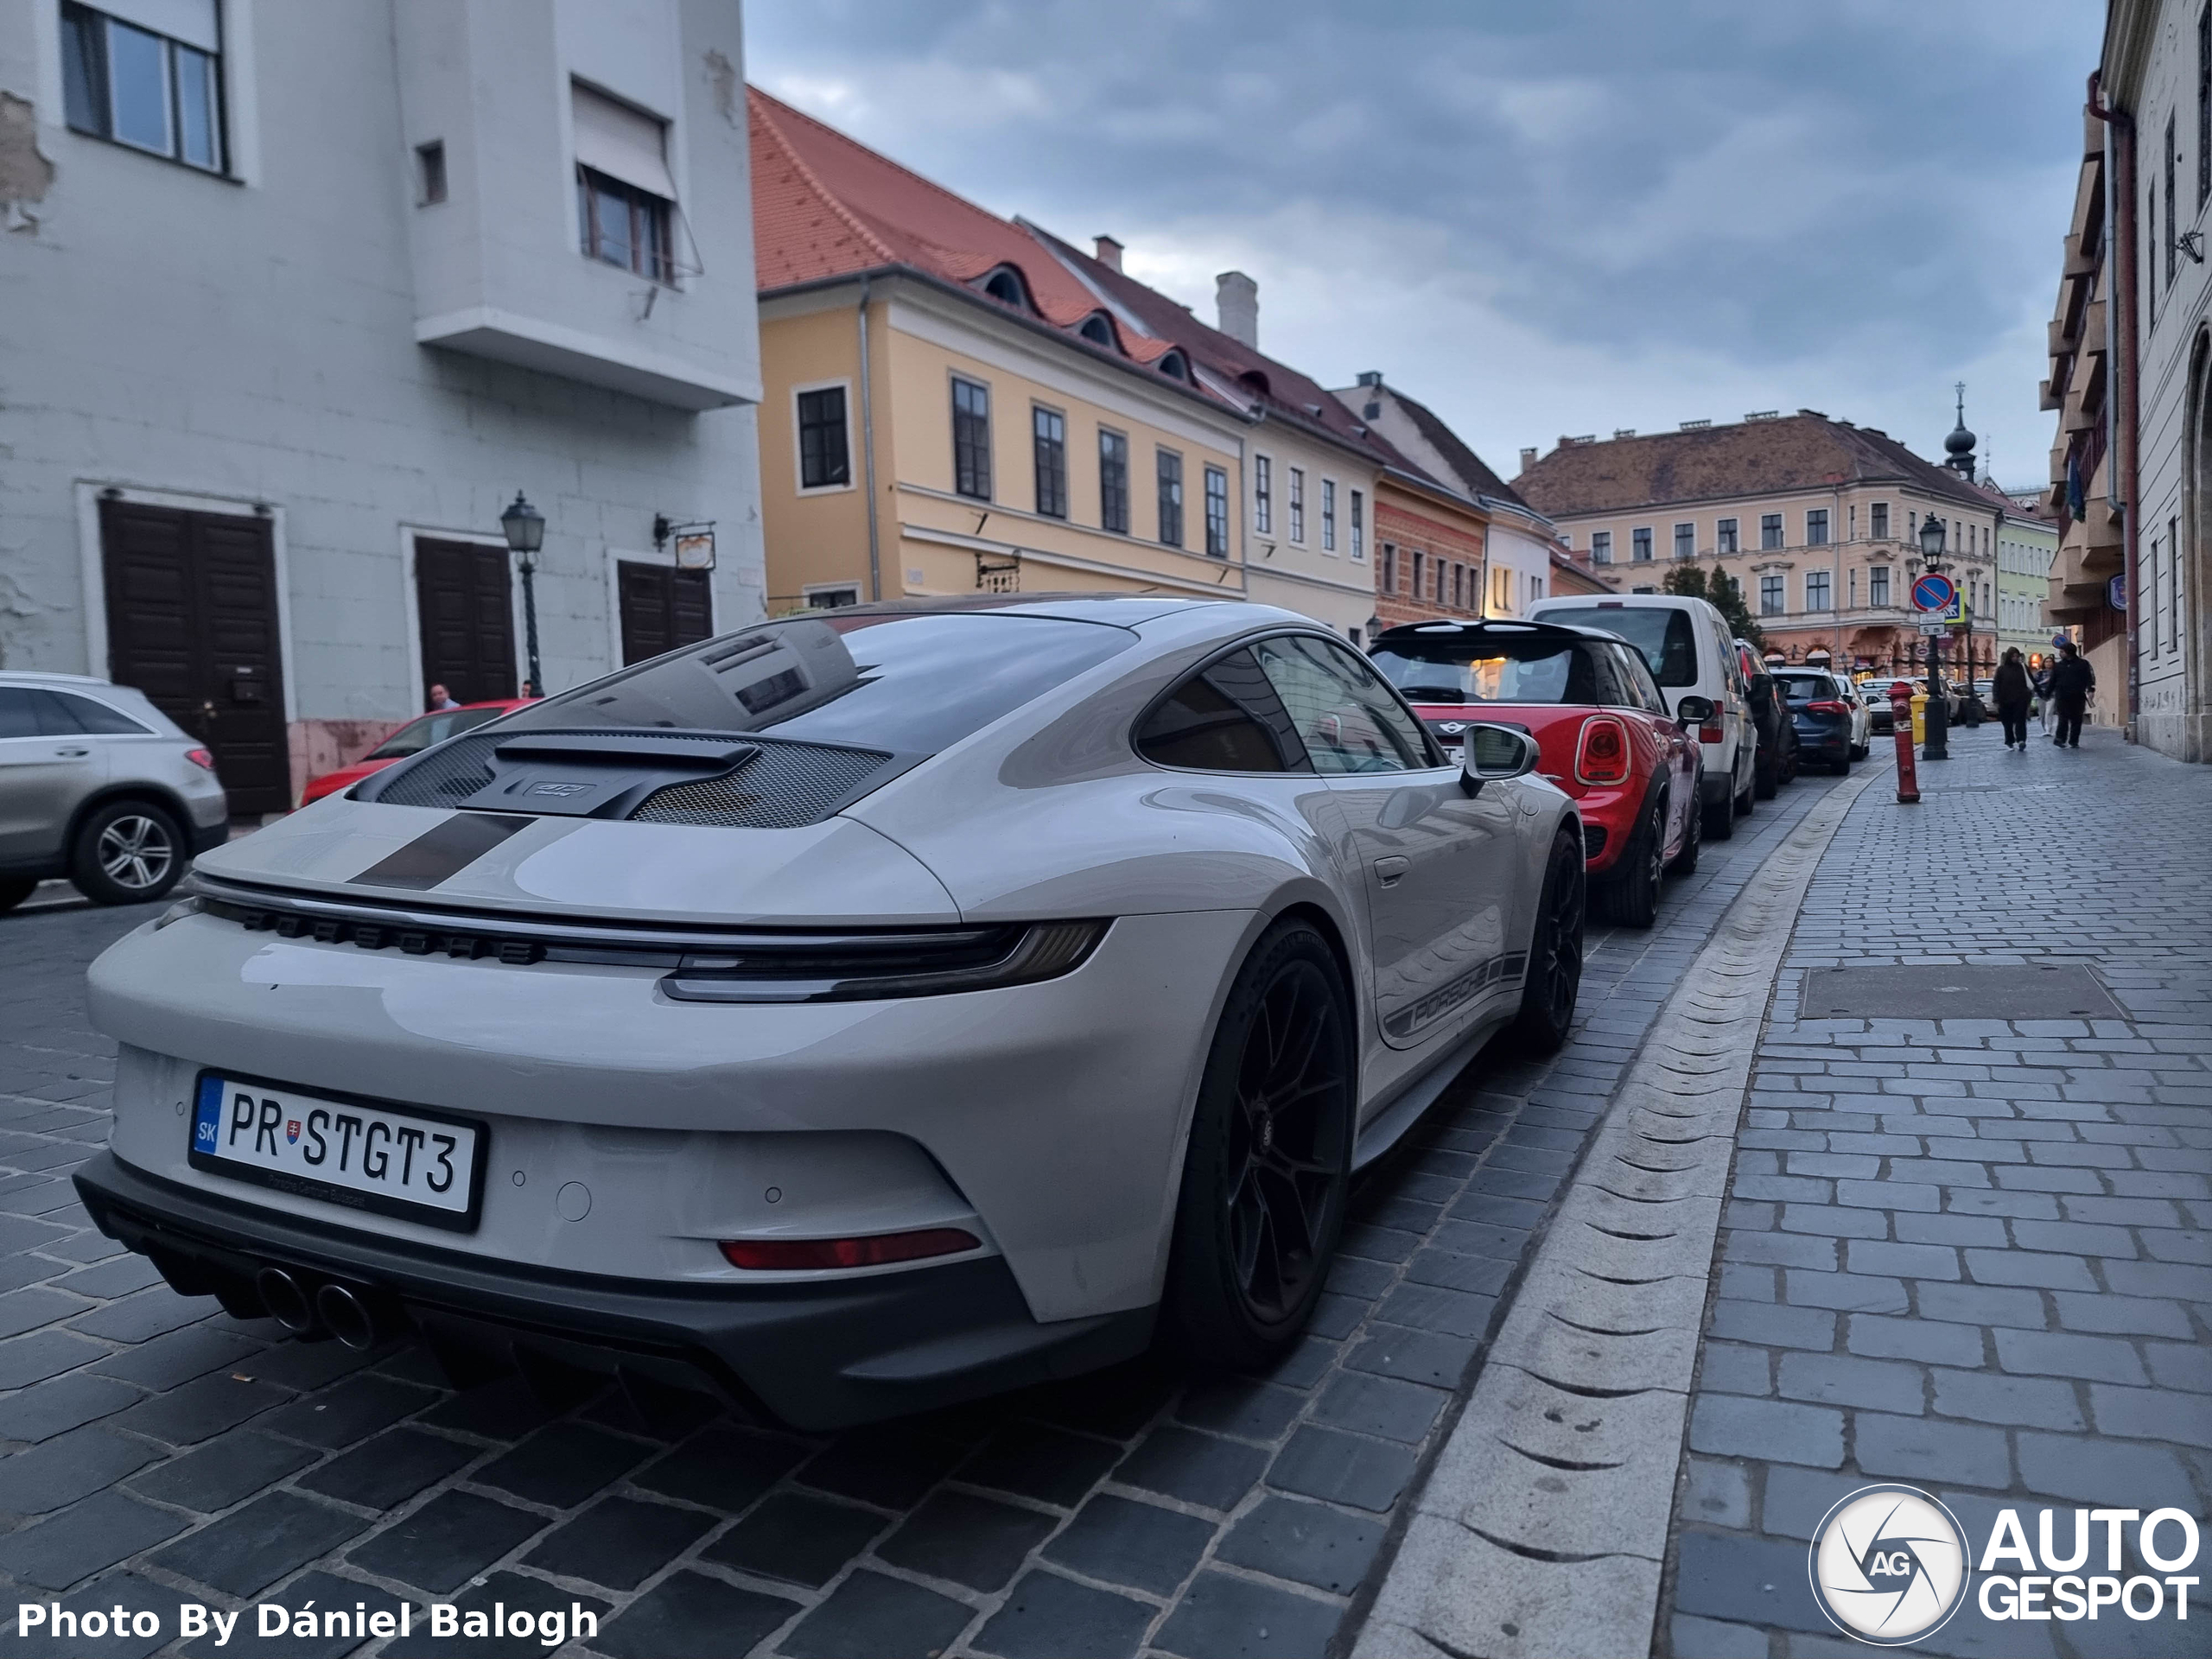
749;88;1173;364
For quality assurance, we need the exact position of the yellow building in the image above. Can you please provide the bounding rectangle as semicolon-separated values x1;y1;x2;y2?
751;91;1254;610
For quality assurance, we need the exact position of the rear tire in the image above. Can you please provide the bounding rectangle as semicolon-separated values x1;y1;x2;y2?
1165;919;1354;1372
0;878;37;913
1510;829;1586;1055
1703;790;1736;841
70;800;185;906
1597;796;1664;928
1754;756;1778;800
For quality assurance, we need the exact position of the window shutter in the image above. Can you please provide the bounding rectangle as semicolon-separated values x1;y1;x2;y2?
103;0;219;51
572;81;675;200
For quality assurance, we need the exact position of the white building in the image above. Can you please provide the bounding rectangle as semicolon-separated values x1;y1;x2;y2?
0;0;763;810
1996;491;2060;667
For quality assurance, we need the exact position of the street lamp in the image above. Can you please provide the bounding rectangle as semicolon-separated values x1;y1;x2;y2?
501;492;546;698
1916;512;1949;760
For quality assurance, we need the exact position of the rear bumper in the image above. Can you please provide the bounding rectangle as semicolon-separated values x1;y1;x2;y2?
1791;717;1850;755
74;1151;1152;1432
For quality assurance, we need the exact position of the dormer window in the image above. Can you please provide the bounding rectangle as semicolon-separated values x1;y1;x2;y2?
1158;351;1190;383
978;265;1033;311
1238;369;1271;398
1077;312;1117;349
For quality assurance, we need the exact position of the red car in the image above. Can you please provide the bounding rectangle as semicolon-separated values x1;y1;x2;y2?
298;698;534;806
1370;620;1707;925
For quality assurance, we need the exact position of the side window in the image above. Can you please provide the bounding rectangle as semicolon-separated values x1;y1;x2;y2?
1582;644;1628;707
0;688;39;739
49;691;150;735
1135;649;1308;773
1614;647;1666;714
1252;635;1435;775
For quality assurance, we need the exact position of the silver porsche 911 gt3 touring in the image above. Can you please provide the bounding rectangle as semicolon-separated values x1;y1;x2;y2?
76;597;1584;1430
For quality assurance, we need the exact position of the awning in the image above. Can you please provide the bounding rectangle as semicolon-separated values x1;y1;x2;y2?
573;81;676;200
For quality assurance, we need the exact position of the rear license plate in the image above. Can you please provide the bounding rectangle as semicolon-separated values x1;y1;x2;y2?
189;1072;484;1231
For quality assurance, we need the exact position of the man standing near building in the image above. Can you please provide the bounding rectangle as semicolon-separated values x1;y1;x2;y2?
427;683;461;712
2048;640;2094;748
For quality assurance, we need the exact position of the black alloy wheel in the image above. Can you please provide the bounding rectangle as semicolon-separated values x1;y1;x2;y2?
1667;785;1701;876
1166;920;1354;1369
1510;828;1586;1055
71;800;185;906
1599;795;1665;928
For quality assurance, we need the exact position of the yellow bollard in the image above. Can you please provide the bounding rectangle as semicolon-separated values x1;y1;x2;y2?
1910;691;1929;746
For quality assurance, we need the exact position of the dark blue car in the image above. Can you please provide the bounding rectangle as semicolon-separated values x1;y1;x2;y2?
1774;668;1857;775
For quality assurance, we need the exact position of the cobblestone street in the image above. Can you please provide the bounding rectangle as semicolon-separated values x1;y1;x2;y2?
0;766;1846;1656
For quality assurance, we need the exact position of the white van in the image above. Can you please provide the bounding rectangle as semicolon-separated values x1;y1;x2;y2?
1526;593;1758;838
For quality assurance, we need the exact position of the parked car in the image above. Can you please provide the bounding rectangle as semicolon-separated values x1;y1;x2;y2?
1857;677;1913;734
1371;618;1705;926
75;599;1587;1430
0;673;229;912
1773;667;1862;772
299;698;537;805
1527;593;1756;840
1738;640;1797;798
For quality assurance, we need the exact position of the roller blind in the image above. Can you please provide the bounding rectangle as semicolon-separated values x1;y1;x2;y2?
573;81;675;200
100;0;220;52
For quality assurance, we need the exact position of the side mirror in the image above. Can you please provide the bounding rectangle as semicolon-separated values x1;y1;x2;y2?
1675;695;1716;727
1460;722;1541;784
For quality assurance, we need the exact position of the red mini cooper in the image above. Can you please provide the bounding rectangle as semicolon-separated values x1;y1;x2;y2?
1370;619;1708;925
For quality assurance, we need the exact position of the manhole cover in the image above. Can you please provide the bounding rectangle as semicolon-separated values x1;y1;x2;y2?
1798;965;2120;1020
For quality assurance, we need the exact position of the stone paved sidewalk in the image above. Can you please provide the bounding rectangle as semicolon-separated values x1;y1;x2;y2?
1663;723;2212;1659
0;776;1852;1659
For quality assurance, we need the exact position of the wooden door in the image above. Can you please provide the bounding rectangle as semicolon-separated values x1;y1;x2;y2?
415;539;517;705
100;500;291;814
617;561;713;665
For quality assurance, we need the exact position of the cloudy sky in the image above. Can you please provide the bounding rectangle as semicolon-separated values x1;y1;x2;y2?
747;0;2100;493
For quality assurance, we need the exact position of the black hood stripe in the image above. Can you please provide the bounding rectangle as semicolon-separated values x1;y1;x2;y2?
352;813;530;891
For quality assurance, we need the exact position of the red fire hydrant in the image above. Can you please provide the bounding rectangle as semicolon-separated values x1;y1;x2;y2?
1891;683;1919;804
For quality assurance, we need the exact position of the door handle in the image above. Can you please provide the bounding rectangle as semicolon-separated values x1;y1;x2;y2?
55;747;92;758
1374;855;1410;887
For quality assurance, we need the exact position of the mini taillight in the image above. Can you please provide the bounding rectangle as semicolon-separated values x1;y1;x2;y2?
1699;722;1724;743
186;748;216;771
1575;715;1631;785
1807;699;1849;715
719;1229;981;1271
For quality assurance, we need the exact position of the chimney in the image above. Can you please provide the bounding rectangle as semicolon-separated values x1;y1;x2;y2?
1519;447;1538;471
1215;271;1259;348
1094;235;1123;272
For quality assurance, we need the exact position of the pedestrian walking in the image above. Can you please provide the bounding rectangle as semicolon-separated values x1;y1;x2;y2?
427;683;461;711
1993;647;2033;750
2033;664;2053;734
2047;641;2094;748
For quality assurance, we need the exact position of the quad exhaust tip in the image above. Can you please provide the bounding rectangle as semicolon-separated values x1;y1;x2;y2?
315;1281;388;1351
254;1266;319;1336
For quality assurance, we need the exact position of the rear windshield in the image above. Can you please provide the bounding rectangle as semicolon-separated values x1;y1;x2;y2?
1535;606;1699;685
502;612;1135;753
367;705;511;759
1774;672;1837;701
1370;636;1599;705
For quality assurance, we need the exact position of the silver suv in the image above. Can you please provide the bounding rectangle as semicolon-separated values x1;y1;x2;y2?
0;673;230;911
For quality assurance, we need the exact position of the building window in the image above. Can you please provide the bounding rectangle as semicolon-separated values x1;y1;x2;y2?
796;386;851;489
1204;466;1230;557
416;141;448;205
2167;113;2179;289
1254;455;1273;535
1871;502;1889;540
1157;449;1184;546
1760;574;1784;615
2149;167;2160;326
61;1;225;172
1849;568;1859;608
1350;489;1365;561
1870;566;1890;607
1033;407;1068;518
1631;527;1652;563
1098;429;1129;533
1807;509;1829;547
1412;550;1426;597
804;583;861;609
1716;518;1738;555
1287;467;1306;542
1806;570;1831;610
1451;563;1464;609
1321;480;1338;551
1674;522;1694;560
1591;531;1613;564
1760;513;1783;550
1381;543;1396;593
574;83;677;283
952;378;992;500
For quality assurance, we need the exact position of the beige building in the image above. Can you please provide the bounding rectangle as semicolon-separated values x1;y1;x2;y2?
751;90;1250;611
1514;413;2005;677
